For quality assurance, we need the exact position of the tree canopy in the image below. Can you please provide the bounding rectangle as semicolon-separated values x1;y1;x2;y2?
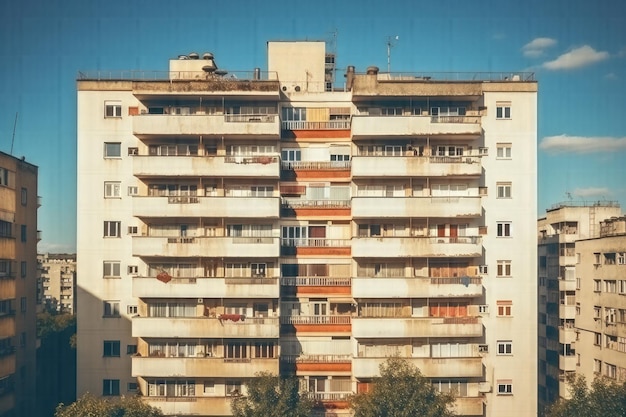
55;393;163;417
350;357;457;417
545;374;626;417
231;372;313;417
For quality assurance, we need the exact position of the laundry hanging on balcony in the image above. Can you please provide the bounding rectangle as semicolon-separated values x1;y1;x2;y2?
156;271;172;283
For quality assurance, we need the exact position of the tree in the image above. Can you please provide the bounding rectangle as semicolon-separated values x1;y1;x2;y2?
55;393;164;417
545;374;626;417
350;357;456;417
231;372;314;417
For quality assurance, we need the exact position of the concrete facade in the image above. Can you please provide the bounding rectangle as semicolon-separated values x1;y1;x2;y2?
0;151;38;417
38;253;76;314
537;202;622;410
77;41;537;416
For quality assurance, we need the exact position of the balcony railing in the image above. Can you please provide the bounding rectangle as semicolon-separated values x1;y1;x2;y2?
427;236;481;244
282;199;351;209
429;277;482;285
224;114;277;123
307;392;352;401
430;156;481;164
280;277;351;286
224;155;278;164
280;315;352;325
281;354;352;363
281;238;351;247
430;115;482;124
281;120;351;130
167;196;199;204
281;161;351;170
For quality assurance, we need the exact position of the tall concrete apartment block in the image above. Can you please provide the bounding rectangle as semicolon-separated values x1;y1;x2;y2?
537;202;621;409
0;152;38;417
38;253;76;314
77;41;537;416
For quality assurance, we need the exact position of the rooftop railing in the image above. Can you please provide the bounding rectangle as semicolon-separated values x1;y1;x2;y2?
77;70;278;81
373;71;535;81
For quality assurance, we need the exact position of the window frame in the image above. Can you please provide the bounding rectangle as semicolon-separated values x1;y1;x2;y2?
103;300;120;318
104;221;121;238
496;222;512;237
20;188;27;206
103;340;121;357
496;143;512;159
497;381;513;395
496;182;512;199
103;261;121;278
102;379;120;396
104;101;122;118
496;260;512;277
104;142;122;158
104;182;121;198
497;340;513;355
496;103;511;120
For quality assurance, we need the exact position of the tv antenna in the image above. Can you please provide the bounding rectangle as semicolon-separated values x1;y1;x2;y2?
10;113;18;155
386;35;399;73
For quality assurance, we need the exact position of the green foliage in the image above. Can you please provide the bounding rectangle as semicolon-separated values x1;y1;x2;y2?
350;357;456;417
545;374;626;417
37;311;76;339
231;372;314;417
55;393;163;417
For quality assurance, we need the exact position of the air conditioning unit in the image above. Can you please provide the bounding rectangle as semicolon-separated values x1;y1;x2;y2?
197;298;204;304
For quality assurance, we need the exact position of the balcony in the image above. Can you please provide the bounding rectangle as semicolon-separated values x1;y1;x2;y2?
132;155;280;178
280;315;352;334
132;236;280;258
351;115;481;138
352;316;482;338
132;356;278;378
558;325;577;344
132;276;279;298
558;278;576;292
559;354;577;371
352;276;483;298
353;356;482;378
453;397;484;416
281;277;351;297
281;120;351;130
351;236;482;258
559;304;576;319
133;196;280;218
352;197;481;219
281;239;351;256
281;199;351;217
133;114;280;138
142;397;231;416
132;317;279;339
280;161;351;180
281;354;352;373
0;354;16;377
352;156;482;177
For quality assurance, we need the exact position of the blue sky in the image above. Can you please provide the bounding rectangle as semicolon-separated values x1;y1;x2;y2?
1;0;625;253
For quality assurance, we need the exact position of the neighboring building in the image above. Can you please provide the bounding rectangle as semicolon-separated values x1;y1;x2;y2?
537;202;622;410
575;216;626;386
77;41;538;416
0;151;39;417
38;253;76;314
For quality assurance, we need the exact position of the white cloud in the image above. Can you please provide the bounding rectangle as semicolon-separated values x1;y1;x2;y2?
542;45;609;70
38;242;75;254
572;187;612;198
522;37;557;57
540;135;626;153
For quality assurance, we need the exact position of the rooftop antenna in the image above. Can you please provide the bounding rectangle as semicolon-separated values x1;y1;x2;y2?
10;112;18;155
386;35;399;73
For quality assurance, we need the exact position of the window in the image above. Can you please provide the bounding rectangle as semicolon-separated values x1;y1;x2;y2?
497;301;512;317
127;382;138;392
128;147;138;156
20;262;26;278
19;332;25;347
619;280;626;294
103;261;121;278
606;363;617;379
496;102;511;119
606;307;616;324
20;297;26;313
594;306;601;320
497;260;511;277
0;221;11;238
20;225;26;242
104;182;121;198
127;305;138;315
104;143;122;158
20;188;27;206
103;341;121;357
618;253;626;265
605;280;617;293
204;381;215;394
127;344;137;355
226;380;242;396
497;340;513;355
496;222;511;237
104;221;121;237
497;380;513;395
594;359;602;374
604;253;616;265
127;265;138;275
104;102;122;118
127;226;138;235
128;186;138;196
103;379;120;396
594;280;602;292
479;305;489;314
103;301;120;317
0;168;8;187
496;143;512;159
479;265;488;274
496;183;512;198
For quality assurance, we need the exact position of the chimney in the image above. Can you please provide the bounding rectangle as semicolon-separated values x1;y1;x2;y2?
344;65;355;91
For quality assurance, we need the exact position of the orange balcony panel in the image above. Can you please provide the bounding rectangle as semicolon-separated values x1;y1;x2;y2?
297;247;351;256
297;286;351;296
320;401;350;409
293;324;352;333
291;208;351;217
296;362;351;372
292;170;351;179
283;129;351;139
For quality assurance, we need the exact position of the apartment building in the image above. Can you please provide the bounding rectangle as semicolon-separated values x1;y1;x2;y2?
0;152;38;417
38;253;76;314
76;41;538;416
537;202;621;410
